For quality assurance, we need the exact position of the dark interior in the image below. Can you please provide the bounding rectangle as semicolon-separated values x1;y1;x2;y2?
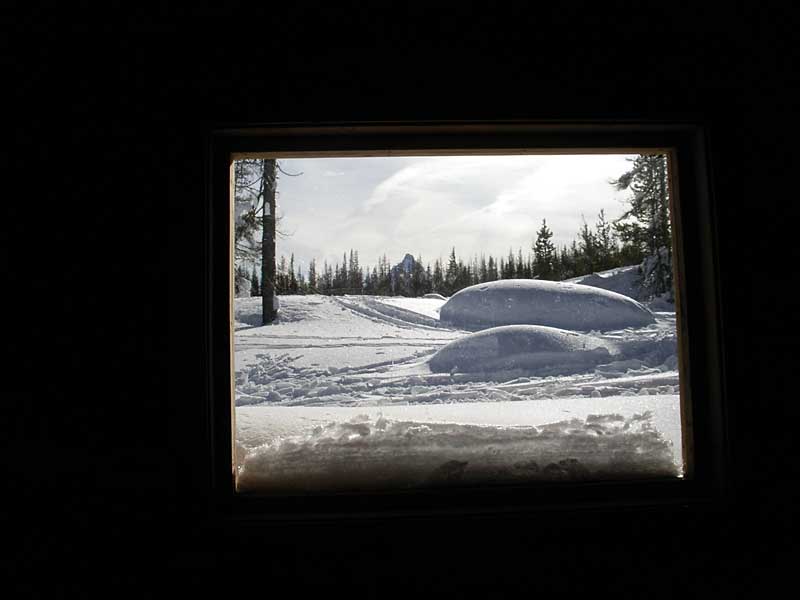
9;8;796;594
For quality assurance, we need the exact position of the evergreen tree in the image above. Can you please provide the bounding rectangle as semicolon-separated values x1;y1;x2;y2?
289;254;298;293
505;249;516;279
425;264;433;294
411;255;425;296
250;268;260;296
432;258;444;293
322;261;333;294
445;248;459;294
612;154;673;298
487;256;497;281
348;249;362;291
376;254;391;295
577;217;598;276
276;255;288;294
594;209;617;271
308;258;317;292
296;264;306;294
455;259;471;292
340;252;348;291
533;219;557;280
233;159;302;323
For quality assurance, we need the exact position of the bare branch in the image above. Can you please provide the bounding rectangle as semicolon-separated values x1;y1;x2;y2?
277;163;303;177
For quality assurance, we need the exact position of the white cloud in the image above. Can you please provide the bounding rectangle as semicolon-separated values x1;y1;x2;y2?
264;154;637;269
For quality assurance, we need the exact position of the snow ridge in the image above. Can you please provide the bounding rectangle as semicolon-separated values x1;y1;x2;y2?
236;412;678;493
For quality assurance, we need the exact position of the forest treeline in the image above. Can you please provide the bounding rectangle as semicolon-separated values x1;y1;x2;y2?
238;209;647;298
235;154;674;303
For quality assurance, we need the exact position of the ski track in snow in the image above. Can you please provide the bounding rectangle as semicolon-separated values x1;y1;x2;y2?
234;294;680;408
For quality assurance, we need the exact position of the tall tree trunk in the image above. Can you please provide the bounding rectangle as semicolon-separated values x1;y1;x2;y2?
261;159;278;324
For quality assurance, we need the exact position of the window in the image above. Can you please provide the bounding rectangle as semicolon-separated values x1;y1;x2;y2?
208;123;726;516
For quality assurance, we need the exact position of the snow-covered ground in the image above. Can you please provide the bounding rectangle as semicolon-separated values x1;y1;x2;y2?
234;280;683;494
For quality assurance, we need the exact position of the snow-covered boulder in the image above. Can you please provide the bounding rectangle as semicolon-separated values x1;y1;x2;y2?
439;279;655;331
429;324;613;374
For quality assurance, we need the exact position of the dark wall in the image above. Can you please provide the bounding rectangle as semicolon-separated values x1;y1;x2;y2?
10;9;797;593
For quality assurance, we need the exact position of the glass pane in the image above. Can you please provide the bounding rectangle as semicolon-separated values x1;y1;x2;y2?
232;154;684;494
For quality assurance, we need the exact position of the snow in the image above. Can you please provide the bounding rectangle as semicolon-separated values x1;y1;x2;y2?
429;325;613;374
375;296;446;320
565;265;642;299
439;279;655;332
237;408;678;493
566;263;676;311
234;293;683;493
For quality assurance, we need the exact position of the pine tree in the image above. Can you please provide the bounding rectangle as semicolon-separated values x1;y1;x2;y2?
478;255;488;283
322;261;333;294
250;268;260;296
276;255;288;294
612;154;673;299
445;248;459;294
577;217;598;276
233;159;301;322
533;219;557;280
487;256;497;281
308;258;317;292
594;209;617;271
340;252;348;292
432;258;444;293
289;254;298;293
425;264;433;294
505;249;516;279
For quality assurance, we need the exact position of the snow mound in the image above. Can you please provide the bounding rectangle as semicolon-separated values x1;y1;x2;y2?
566;265;642;299
439;279;655;331
429;325;613;374
424;293;447;300
236;413;678;493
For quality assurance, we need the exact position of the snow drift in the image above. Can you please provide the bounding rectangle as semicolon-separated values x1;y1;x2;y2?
236;412;678;493
439;279;655;331
566;265;642;299
429;324;613;374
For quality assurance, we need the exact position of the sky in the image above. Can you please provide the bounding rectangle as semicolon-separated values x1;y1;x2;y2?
247;154;639;273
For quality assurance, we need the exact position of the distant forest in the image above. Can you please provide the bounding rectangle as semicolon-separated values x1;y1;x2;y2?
235;154;673;302
238;209;646;298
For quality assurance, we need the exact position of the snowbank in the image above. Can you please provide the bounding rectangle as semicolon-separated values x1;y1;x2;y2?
236;412;678;494
429;325;613;374
566;265;642;299
424;292;447;300
439;279;655;331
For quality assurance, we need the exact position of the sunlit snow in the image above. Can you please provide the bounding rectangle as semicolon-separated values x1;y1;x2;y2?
439;279;655;331
234;276;683;494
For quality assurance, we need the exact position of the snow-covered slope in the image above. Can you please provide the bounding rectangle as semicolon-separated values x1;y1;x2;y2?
439;279;655;331
234;293;682;492
565;265;643;299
